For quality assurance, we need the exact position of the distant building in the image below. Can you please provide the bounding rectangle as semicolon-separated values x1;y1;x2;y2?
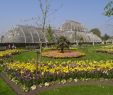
56;20;102;43
61;20;86;32
1;20;102;43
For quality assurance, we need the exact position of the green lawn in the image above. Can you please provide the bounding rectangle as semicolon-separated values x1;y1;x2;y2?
76;45;113;61
38;85;113;95
0;78;16;95
8;45;113;63
13;51;37;62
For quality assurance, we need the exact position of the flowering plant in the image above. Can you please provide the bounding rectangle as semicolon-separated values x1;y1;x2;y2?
42;50;85;58
0;49;23;58
5;60;113;91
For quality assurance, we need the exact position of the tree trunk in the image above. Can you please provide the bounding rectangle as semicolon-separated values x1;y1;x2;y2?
61;47;64;53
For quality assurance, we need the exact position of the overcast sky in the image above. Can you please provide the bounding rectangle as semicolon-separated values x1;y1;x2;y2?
0;0;112;36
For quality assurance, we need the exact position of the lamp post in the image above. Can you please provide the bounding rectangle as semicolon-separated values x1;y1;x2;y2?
12;26;15;49
11;26;15;62
1;35;4;43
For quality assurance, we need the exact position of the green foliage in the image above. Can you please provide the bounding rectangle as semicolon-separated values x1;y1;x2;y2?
0;66;3;73
80;37;84;42
90;28;101;37
104;0;113;17
57;36;70;53
102;34;110;41
46;25;54;43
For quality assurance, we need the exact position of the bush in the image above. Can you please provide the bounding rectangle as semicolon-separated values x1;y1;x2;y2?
57;36;70;53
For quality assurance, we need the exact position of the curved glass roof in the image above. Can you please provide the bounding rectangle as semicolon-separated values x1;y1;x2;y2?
1;20;102;43
76;32;102;42
107;38;113;42
54;31;102;43
2;25;47;43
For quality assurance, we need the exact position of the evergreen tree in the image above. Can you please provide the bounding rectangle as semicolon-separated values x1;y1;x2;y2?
102;34;110;41
57;36;70;53
46;25;54;43
90;28;101;37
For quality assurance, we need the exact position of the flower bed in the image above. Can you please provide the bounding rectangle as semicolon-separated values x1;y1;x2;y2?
102;45;113;49
41;50;85;58
5;60;113;92
96;45;113;54
97;49;113;54
0;49;23;58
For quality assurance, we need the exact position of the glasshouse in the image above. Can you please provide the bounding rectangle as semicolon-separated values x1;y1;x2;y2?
1;20;102;44
107;38;113;44
1;25;47;43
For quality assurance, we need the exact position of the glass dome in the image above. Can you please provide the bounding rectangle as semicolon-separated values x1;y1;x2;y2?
61;20;86;32
58;20;102;43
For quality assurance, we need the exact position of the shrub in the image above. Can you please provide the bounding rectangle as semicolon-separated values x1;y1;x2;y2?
57;36;70;53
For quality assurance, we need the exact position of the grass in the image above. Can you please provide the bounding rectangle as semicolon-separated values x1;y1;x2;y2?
76;45;113;61
8;51;37;62
38;85;113;95
8;44;113;63
0;78;16;95
1;44;113;95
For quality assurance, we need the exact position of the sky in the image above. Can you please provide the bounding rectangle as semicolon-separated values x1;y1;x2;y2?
0;0;113;36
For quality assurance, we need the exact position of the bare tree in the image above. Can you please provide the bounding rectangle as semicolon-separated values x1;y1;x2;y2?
38;0;49;33
38;0;50;52
37;0;62;58
38;0;63;45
